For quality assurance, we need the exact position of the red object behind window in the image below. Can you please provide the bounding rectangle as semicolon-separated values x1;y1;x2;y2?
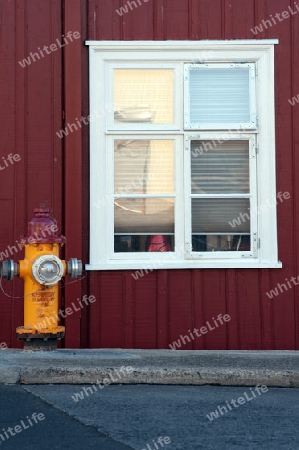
147;235;171;252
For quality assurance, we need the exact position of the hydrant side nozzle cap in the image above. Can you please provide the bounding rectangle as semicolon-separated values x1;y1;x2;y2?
1;260;19;280
67;259;83;278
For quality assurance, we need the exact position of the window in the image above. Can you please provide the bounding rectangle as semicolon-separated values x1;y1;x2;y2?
86;40;281;270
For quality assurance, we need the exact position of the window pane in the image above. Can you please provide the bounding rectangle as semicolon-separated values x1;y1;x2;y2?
115;235;174;253
114;70;174;124
114;140;174;195
192;234;250;252
192;198;250;234
191;140;249;194
114;198;174;233
189;68;250;125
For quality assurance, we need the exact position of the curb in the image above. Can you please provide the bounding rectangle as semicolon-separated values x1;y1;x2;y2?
1;366;298;387
1;349;299;387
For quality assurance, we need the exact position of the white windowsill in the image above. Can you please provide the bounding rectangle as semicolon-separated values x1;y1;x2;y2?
86;261;282;270
85;40;279;47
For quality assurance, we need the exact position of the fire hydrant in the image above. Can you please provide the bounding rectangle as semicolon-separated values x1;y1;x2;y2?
1;208;82;349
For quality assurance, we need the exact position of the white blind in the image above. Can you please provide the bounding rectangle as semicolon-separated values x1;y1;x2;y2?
191;139;251;235
189;68;250;125
192;198;250;233
191;140;249;194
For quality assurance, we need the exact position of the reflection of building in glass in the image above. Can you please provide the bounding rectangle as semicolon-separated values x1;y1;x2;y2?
114;104;155;123
113;101;174;253
114;69;174;124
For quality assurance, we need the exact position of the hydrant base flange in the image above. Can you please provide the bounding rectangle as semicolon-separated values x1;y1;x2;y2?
16;328;65;340
16;326;65;339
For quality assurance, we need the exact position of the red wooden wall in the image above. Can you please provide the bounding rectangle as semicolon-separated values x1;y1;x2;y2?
1;0;299;349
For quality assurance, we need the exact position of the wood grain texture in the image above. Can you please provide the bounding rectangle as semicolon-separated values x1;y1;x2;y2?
64;0;83;348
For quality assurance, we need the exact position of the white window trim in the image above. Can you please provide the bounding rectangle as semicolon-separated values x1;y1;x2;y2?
85;40;282;270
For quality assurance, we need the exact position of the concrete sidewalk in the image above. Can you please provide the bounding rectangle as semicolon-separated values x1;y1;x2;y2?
0;349;298;387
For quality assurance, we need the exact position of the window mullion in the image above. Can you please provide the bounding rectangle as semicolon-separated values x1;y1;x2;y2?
184;135;192;258
249;135;258;257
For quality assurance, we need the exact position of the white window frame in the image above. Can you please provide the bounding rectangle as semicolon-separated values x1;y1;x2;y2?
85;40;281;270
107;135;184;261
107;63;182;132
184;133;258;260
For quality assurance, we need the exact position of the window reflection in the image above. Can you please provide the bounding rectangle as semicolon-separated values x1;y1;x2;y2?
114;70;174;124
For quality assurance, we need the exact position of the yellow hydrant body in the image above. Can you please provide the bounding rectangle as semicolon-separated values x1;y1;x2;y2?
17;243;66;337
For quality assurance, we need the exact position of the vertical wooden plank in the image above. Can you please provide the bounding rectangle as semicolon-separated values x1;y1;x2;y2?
223;0;255;39
154;0;165;40
132;0;154;40
119;0;154;40
237;270;262;349
291;0;299;349
197;0;223;40
100;272;124;347
88;272;101;347
192;270;206;350
119;0;134;40
165;0;189;40
52;0;64;232
188;0;199;40
96;0;122;40
225;270;240;349
52;0;64;349
168;270;192;350
25;0;57;210
156;270;169;348
64;0;82;347
253;0;268;39
260;269;275;349
80;0;90;348
86;0;97;40
201;271;228;350
123;272;135;348
134;272;157;348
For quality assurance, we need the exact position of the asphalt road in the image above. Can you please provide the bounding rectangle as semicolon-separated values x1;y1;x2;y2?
0;385;131;449
0;385;298;449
